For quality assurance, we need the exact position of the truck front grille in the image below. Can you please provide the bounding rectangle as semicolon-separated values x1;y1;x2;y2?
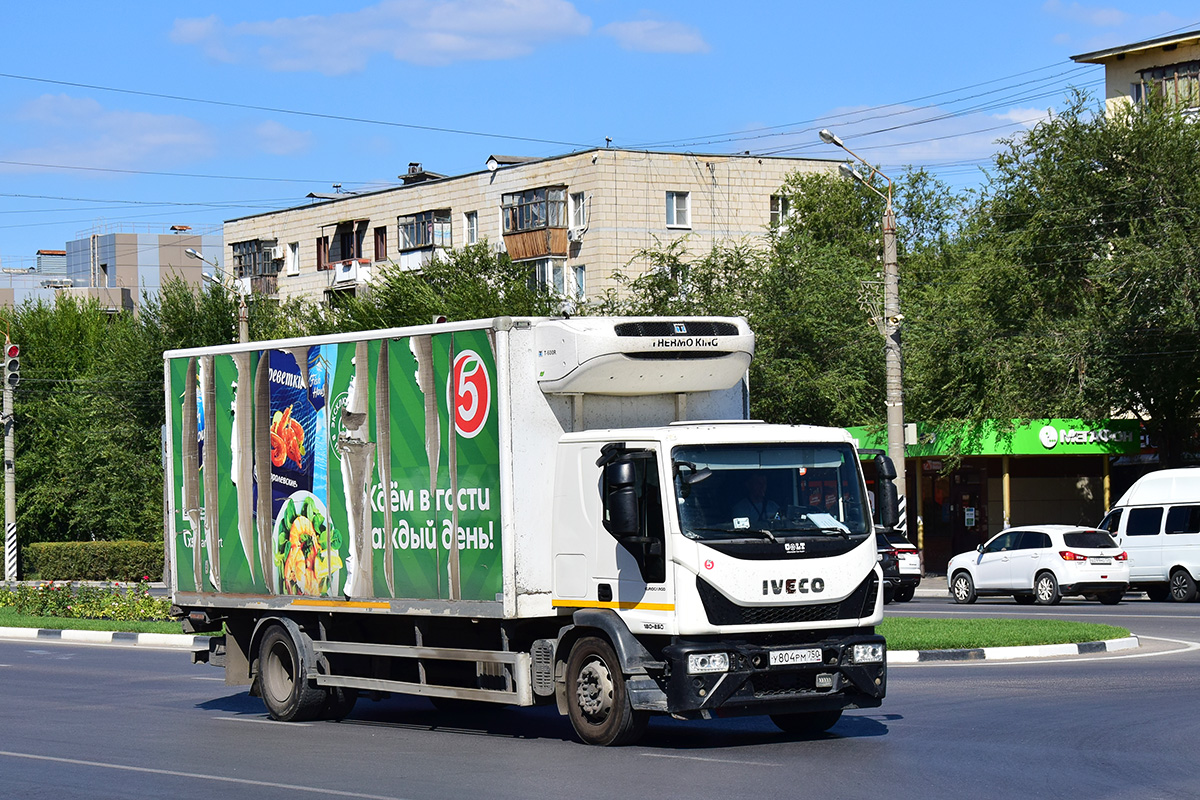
696;573;878;626
750;671;832;697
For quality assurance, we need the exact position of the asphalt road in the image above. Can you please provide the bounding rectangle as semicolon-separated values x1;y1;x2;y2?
2;594;1198;800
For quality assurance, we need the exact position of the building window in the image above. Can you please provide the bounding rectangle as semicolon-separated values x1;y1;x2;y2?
399;209;452;251
285;242;300;276
574;264;586;300
770;194;790;227
465;211;478;245
332;221;365;262
231;239;280;278
374;226;388;262
666;191;690;228
527;257;567;294
502;187;566;234
317;236;329;271
1135;60;1200;108
570;192;587;229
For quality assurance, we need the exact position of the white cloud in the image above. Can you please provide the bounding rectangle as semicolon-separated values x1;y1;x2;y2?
993;107;1054;129
251;120;313;156
599;19;710;54
168;14;237;63
9;94;215;171
792;104;1059;172
173;0;592;74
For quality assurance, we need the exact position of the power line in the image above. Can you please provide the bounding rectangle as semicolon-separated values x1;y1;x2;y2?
0;72;594;150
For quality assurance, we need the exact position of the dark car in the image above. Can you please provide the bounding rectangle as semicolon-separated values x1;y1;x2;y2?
876;532;901;604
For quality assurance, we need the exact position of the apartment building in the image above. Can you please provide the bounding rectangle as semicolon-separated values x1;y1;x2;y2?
1072;29;1200;114
223;148;836;305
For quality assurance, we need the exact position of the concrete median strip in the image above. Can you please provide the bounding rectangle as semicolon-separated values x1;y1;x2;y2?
888;635;1140;663
0;626;208;650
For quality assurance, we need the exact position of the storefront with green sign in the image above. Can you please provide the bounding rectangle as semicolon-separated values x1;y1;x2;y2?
847;419;1143;573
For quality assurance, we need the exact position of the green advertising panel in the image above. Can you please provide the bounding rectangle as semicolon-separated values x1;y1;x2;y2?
169;329;503;604
847;418;1142;458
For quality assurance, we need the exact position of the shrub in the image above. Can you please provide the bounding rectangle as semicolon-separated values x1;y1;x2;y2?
1;581;172;621
23;540;163;581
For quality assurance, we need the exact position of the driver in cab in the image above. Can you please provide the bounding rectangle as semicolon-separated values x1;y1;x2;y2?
732;473;780;527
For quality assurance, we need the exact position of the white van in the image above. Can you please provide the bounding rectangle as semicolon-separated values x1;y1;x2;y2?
1098;468;1200;602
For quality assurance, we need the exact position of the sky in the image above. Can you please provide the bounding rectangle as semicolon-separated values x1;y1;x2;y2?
1;1;1198;270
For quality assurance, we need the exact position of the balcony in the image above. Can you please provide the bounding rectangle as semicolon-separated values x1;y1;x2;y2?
249;274;277;296
331;258;371;285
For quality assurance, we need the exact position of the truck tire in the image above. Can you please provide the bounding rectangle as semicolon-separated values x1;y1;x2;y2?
770;709;842;736
323;687;358;720
565;636;649;746
258;624;328;722
1169;569;1198;602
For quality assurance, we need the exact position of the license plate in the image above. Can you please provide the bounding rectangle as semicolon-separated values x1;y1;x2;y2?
769;647;822;666
1090;557;1112;565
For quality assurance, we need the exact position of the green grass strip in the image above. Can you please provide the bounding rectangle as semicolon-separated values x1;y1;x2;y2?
879;617;1129;651
0;606;184;635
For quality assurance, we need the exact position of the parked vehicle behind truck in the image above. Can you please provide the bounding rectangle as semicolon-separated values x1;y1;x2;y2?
165;316;892;745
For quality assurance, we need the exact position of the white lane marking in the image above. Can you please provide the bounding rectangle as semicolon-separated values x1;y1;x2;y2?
0;750;407;800
191;676;226;681
214;716;312;726
890;635;1200;668
643;753;781;767
899;609;1200;621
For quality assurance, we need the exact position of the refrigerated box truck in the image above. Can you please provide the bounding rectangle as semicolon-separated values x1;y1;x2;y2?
165;316;892;745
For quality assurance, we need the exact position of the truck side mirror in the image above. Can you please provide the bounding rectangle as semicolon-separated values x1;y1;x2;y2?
604;460;640;536
874;454;900;530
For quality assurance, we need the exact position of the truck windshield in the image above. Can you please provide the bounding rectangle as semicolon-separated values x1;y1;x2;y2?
672;443;870;541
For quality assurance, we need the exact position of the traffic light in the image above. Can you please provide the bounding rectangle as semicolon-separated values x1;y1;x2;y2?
4;343;18;388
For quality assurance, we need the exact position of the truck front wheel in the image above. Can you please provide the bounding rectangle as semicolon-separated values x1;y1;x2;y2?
258;624;328;722
565;636;649;746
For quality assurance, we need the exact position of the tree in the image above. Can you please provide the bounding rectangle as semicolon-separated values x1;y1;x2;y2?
945;90;1200;464
331;243;566;331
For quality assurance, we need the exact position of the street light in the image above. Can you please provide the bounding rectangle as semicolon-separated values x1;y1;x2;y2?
819;129;908;520
185;248;248;344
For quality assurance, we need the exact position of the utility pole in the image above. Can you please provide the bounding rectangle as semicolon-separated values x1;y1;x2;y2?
819;130;908;523
3;340;18;581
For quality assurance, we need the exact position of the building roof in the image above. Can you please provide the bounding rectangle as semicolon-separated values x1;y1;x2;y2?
227;148;841;226
1071;29;1200;64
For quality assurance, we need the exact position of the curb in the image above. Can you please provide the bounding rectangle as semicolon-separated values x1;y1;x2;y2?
0;625;208;650
888;635;1140;663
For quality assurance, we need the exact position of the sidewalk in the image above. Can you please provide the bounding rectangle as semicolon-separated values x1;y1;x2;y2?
914;574;948;598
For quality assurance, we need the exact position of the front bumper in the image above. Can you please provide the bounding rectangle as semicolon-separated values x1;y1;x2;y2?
658;632;886;719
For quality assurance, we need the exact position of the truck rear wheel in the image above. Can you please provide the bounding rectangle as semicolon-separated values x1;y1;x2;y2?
565;636;649;746
770;709;842;735
258;624;328;722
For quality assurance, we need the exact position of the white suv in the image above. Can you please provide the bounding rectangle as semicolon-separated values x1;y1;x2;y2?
948;525;1129;605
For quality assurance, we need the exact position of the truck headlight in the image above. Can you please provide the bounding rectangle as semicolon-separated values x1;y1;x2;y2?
687;652;730;674
852;643;885;664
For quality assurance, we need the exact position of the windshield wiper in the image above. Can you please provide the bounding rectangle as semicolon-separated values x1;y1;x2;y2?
769;525;852;538
686;526;778;543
